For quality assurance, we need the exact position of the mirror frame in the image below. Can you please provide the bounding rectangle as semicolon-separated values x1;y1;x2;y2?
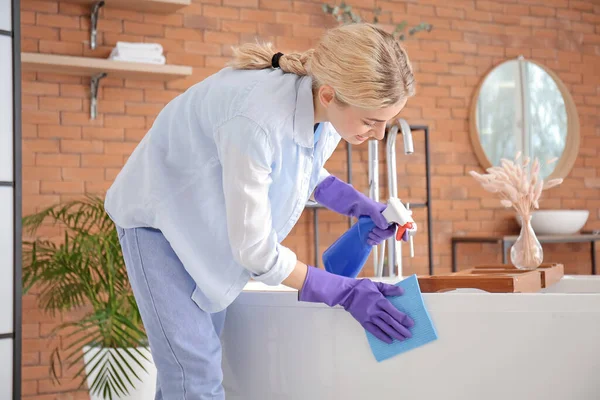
469;58;580;180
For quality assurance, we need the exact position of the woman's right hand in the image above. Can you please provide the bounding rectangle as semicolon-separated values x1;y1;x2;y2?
298;265;414;344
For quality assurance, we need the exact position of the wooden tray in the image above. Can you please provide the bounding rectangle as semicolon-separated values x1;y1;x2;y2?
418;263;564;293
470;263;564;288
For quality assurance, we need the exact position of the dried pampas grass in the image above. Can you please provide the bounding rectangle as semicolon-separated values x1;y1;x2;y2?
469;152;563;218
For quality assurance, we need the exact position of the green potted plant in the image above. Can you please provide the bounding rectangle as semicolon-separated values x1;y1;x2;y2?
22;195;155;400
322;1;433;40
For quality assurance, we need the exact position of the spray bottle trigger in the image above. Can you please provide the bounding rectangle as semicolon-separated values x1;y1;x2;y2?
395;222;414;241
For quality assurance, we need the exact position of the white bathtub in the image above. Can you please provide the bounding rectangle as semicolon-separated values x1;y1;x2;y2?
221;275;600;400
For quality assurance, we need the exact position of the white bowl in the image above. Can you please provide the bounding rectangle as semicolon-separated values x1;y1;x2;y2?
516;210;589;235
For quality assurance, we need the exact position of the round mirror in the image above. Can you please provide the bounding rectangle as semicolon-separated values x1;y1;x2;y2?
470;57;579;180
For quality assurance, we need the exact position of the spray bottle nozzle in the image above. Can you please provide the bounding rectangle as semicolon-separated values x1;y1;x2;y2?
381;197;414;226
381;197;417;247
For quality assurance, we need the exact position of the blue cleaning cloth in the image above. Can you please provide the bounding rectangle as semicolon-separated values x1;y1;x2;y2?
366;274;438;362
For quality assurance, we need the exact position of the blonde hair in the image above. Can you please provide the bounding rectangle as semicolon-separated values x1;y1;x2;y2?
228;23;415;109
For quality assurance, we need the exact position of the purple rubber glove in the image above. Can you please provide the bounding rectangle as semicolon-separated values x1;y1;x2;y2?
314;175;389;230
299;265;414;344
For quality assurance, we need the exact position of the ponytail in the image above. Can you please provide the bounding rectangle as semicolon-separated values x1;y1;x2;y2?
228;41;313;76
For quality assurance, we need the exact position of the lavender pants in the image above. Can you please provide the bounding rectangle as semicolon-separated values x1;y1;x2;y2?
117;225;227;400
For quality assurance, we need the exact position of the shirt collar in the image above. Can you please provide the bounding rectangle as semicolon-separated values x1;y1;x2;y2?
293;75;316;148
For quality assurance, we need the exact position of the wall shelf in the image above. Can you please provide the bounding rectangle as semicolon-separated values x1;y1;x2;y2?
34;0;190;50
21;52;192;80
21;52;192;119
37;0;190;14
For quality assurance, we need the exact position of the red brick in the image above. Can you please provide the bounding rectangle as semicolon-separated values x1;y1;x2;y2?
104;115;146;129
82;154;124;167
276;36;311;51
224;0;258;7
23;139;60;153
36;154;80;167
205;30;240;45
242;9;276;22
41;181;84;194
206;56;232;67
167;52;207;67
420;40;450;52
570;0;594;12
123;103;163;116
22;94;38;110
62;167;105;182
530;6;556;16
80;127;123;141
22;124;38;139
105;168;121;180
23;167;61;181
185;41;222;55
38;377;85;393
165;27;204;41
124;21;164;36
263;0;294;11
39;97;83;112
103;8;143;21
125;129;148;142
557;9;581;20
85;181;113;193
23;365;51;381
60;140;104;154
523;16;547;27
428;28;464;42
204;5;240;19
143;89;181;104
22;25;60;40
436;6;465;18
276;11;309;25
103;32;144;47
184;15;219;30
144;13;183;27
38;39;83;56
36;13;80;29
57;2;88;15
222;20;257;33
450;41;478;53
407;4;435;16
258;22;292;36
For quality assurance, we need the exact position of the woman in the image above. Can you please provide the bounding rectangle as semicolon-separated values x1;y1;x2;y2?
105;22;416;399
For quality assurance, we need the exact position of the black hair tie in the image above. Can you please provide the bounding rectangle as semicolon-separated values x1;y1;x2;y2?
271;52;284;68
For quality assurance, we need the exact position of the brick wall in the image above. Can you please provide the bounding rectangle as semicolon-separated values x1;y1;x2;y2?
20;0;600;397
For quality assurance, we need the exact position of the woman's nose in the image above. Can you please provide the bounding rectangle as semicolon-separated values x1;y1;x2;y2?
373;125;386;140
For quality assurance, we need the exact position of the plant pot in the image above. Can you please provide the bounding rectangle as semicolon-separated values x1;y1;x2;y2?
83;346;157;400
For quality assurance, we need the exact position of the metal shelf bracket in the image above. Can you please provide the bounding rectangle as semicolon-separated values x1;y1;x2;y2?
90;1;105;50
90;72;106;120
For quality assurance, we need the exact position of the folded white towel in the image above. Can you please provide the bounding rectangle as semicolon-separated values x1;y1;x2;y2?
115;41;163;55
108;47;166;65
109;54;166;65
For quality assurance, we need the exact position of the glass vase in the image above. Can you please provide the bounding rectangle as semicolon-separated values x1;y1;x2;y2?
510;214;544;270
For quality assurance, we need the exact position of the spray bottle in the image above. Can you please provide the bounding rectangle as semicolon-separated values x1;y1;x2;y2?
322;197;416;278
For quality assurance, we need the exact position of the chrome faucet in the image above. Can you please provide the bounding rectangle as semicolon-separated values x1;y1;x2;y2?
369;119;414;278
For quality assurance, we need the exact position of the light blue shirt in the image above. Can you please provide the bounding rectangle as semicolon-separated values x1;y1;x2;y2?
104;67;341;312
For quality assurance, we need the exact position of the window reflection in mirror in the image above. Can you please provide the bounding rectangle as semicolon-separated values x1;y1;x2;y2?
474;58;568;180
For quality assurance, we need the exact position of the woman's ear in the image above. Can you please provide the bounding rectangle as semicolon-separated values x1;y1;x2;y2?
317;85;336;108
